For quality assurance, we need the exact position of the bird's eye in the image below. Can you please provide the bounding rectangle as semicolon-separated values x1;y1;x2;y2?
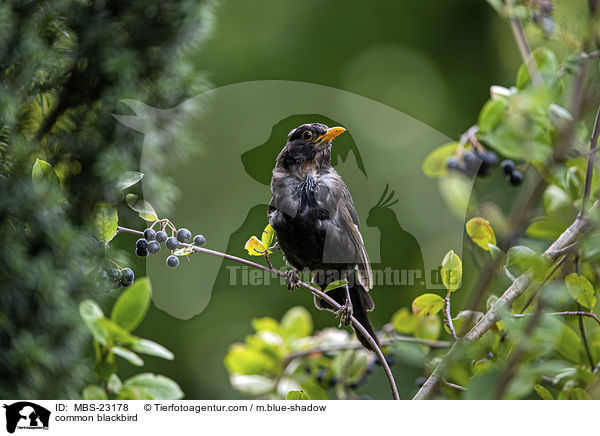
302;131;313;141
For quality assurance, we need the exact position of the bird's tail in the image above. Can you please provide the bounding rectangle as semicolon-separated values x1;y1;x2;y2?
313;280;379;352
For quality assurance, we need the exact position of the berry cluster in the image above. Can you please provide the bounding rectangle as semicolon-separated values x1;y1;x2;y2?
101;267;134;289
500;159;523;186
446;149;499;178
135;224;206;269
446;147;524;186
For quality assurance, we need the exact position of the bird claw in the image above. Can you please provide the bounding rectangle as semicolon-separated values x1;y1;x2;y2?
335;302;353;327
284;269;300;291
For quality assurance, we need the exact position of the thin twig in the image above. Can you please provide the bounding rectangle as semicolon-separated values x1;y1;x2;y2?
443;291;458;340
577;304;596;371
413;204;597;400
506;0;543;87
512;311;600;327
116;225;400;400
580;104;600;216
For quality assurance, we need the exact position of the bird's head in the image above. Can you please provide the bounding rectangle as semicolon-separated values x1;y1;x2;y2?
275;123;346;174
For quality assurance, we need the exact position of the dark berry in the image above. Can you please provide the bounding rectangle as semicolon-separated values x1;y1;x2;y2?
479;150;499;167
375;354;394;367
509;170;524;186
155;230;168;243
144;228;156;241
328;377;338;387
501;160;515;175
136;238;148;250
166;255;179;268
463;150;482;177
148;240;161;255
136;246;148;258
193;235;206;246
315;369;327;384
446;156;460;170
415;376;427;388
176;228;192;243
477;162;492;177
108;268;121;288
120;268;134;286
166;236;179;250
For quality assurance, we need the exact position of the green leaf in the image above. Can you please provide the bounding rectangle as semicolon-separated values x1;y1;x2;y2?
107;374;123;394
422;142;459;178
412;293;444;316
280;306;313;339
116;386;154;400
261;223;275;249
125;193;158;222
124;373;184;400
466;217;496;251
324;279;349;293
556;322;584;364
506;246;548;281
173;246;195;256
516;48;558;89
32;158;60;185
97;318;137;345
224;344;278;375
229;374;273;396
478;98;507;132
286;390;311;400
534;384;553;400
526;216;567;239
565;273;596;310
391;307;417;334
131;339;174;360
566;167;584;200
94;203;118;243
415;315;441;340
113;346;144;366
300;379;328;400
116;171;144;190
570;388;592;400
79;300;108;345
543;185;576;222
251;317;279;332
111;277;151;331
441;250;462;292
82;385;107;400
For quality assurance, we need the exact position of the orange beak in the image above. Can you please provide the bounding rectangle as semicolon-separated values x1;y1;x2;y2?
316;126;346;144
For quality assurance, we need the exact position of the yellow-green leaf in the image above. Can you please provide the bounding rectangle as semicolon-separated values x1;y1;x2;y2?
441;250;462;292
422;142;459;178
412;293;444;317
391;307;417;334
534;384;553;400
94;203;118;243
565;273;596;310
244;235;270;256
466;217;496;251
32;158;60;185
125;193;158;222
324;279;348;292
261;223;275;249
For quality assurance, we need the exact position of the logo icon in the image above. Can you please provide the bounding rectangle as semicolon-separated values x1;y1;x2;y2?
3;402;50;434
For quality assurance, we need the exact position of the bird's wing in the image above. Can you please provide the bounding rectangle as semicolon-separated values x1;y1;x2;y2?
318;171;373;290
339;195;373;290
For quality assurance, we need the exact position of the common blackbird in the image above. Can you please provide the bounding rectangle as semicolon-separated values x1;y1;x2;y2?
268;123;378;351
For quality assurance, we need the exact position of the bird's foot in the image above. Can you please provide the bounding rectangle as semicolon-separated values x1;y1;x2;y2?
335;301;353;327
284;269;300;291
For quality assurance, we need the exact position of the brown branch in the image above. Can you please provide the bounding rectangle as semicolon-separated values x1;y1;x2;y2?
513;310;600;327
413;204;597;400
116;225;401;400
506;0;543;87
